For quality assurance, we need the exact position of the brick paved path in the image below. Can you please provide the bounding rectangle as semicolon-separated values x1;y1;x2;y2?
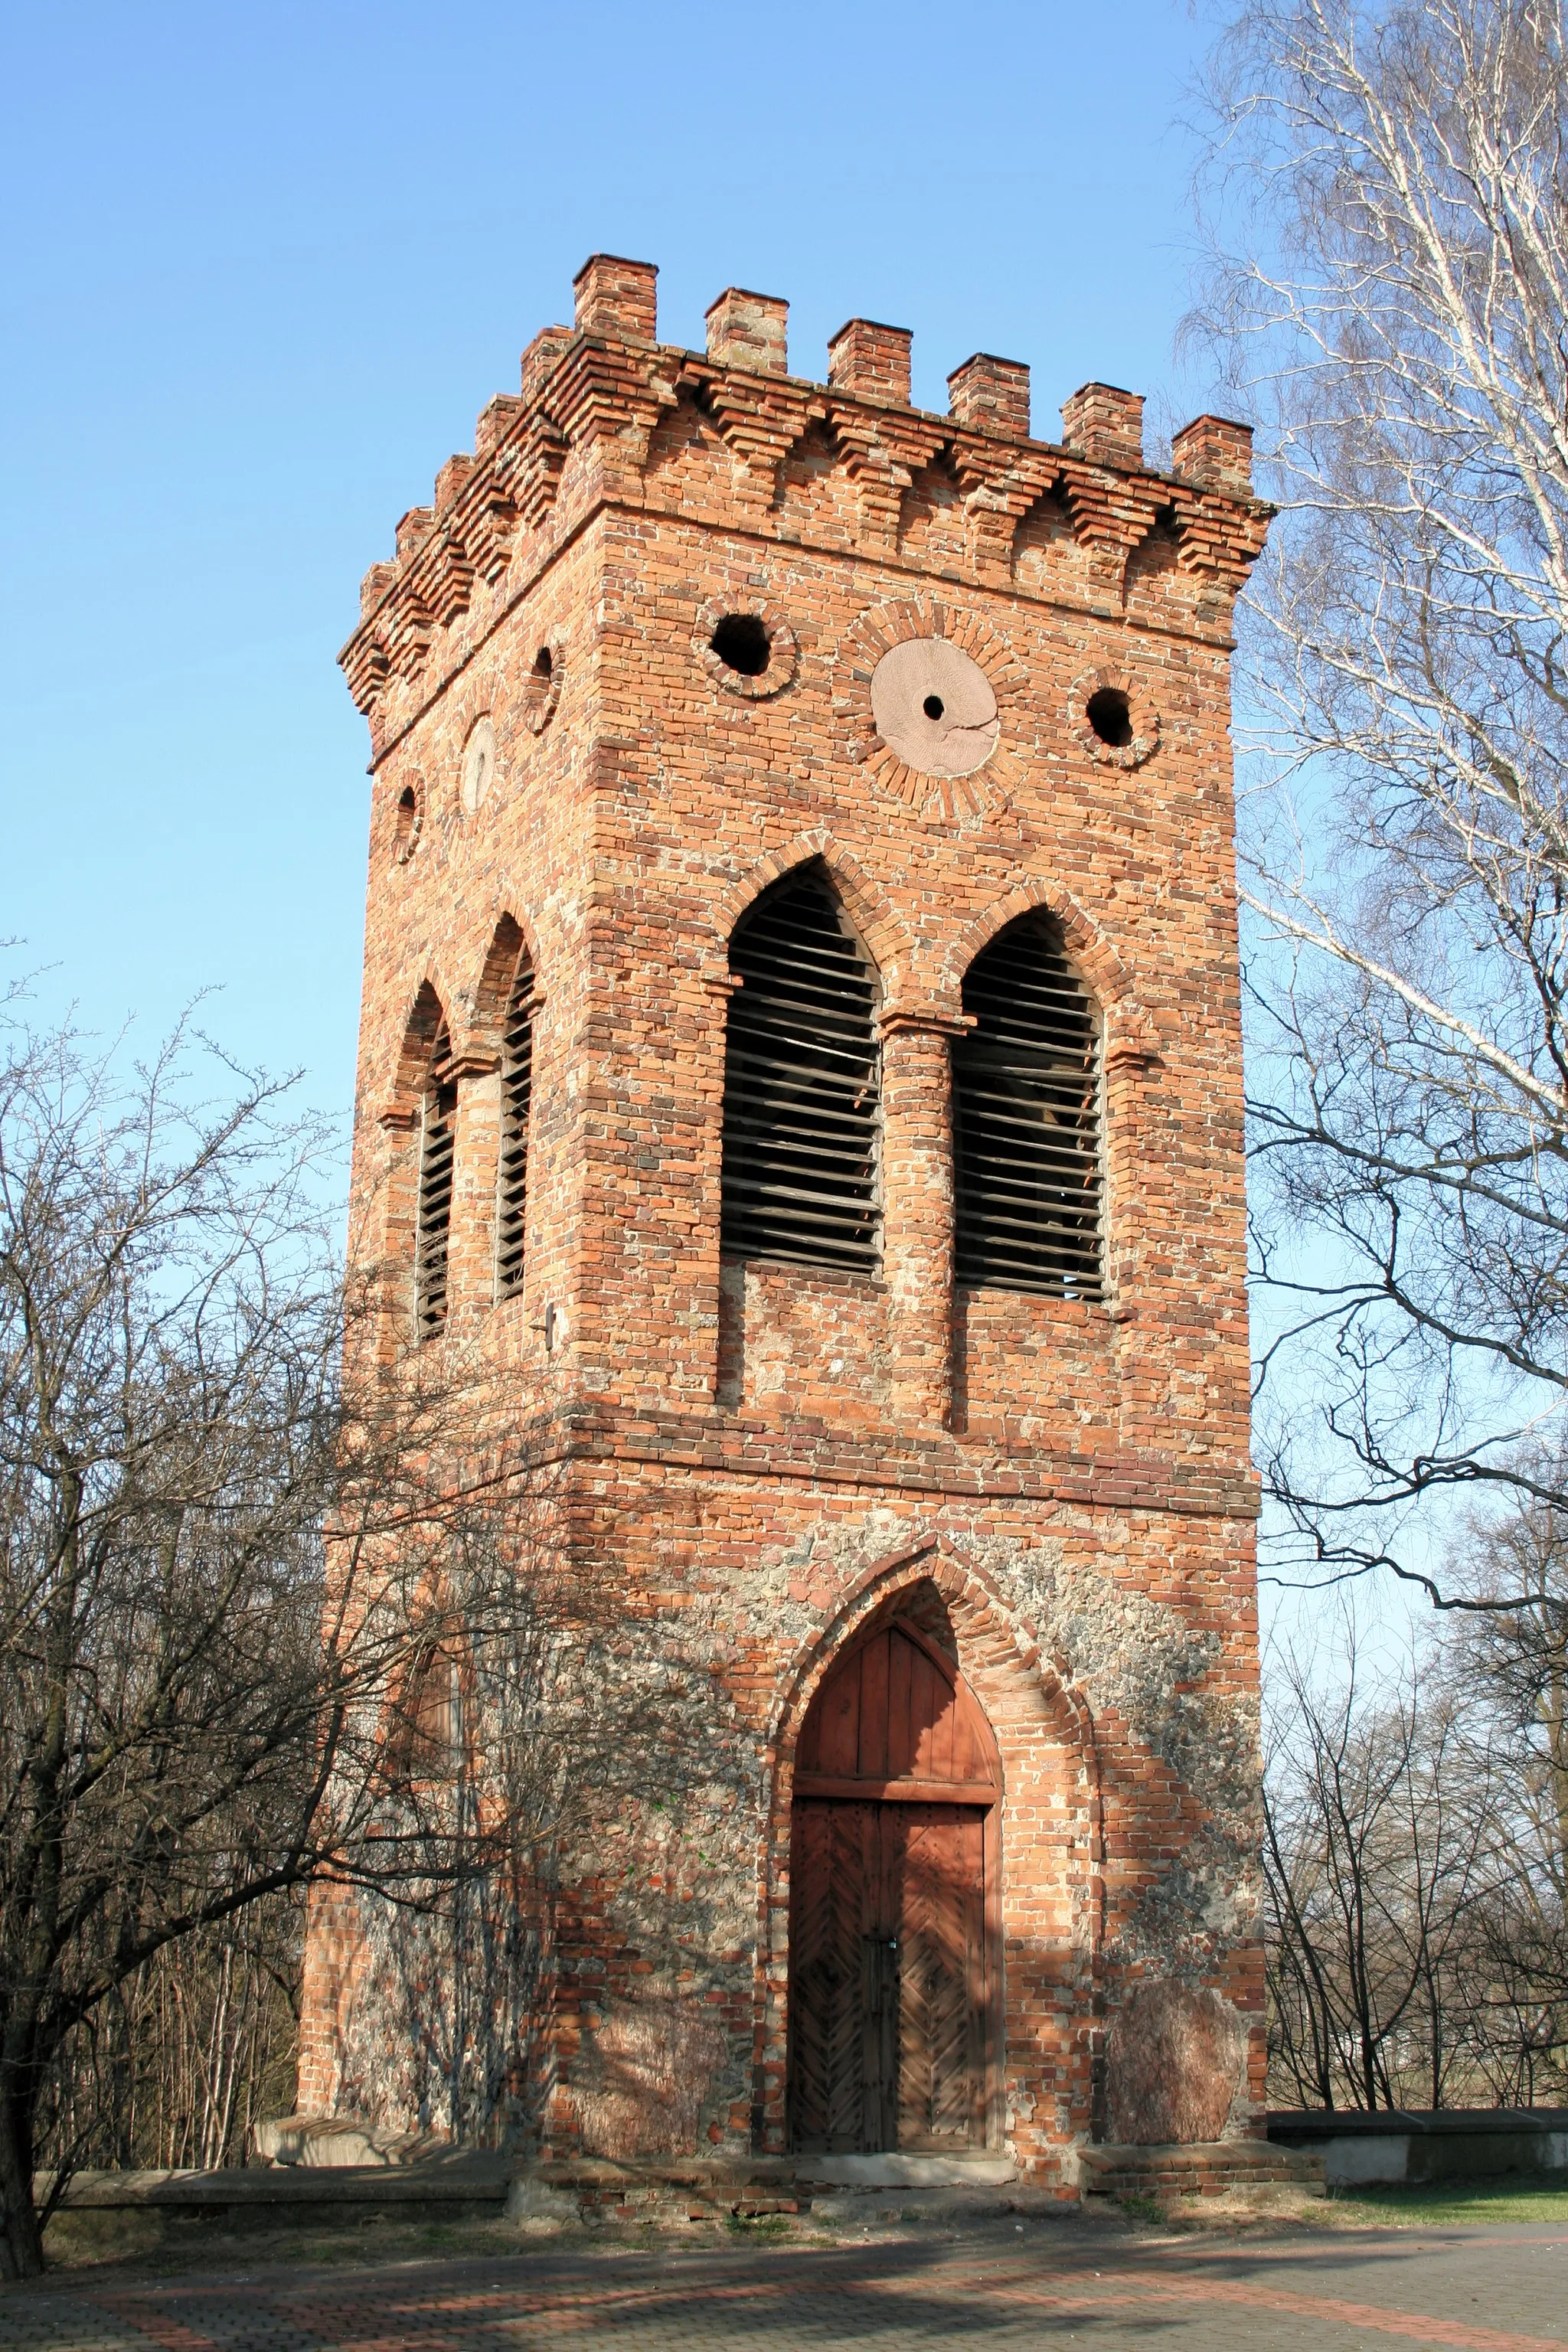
5;2217;1568;2350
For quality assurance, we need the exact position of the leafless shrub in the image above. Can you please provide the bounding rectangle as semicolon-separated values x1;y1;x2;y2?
1443;1463;1568;2096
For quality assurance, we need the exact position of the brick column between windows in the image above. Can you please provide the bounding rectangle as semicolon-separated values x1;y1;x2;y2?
449;1056;501;1331
879;1011;968;1431
371;1106;420;1364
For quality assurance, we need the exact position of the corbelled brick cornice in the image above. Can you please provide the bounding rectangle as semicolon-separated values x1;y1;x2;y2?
339;312;1270;739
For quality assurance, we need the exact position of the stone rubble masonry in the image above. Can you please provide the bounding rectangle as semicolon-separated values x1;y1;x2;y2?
302;250;1272;2194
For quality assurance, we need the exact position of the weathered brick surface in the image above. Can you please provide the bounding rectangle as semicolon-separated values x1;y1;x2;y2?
301;256;1272;2189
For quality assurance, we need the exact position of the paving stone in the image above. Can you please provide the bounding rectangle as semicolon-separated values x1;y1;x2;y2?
6;2217;1568;2350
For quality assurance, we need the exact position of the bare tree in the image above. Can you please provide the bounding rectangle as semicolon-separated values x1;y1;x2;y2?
0;998;736;2277
0;1008;560;2279
1263;1498;1568;2110
1194;0;1568;1610
1445;1466;1568;2092
1264;1616;1493;2108
45;1896;302;2174
321;1507;727;2158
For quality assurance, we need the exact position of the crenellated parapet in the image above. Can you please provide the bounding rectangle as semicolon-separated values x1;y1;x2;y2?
339;253;1270;744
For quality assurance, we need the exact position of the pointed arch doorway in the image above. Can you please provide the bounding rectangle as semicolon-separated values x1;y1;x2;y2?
787;1615;1001;2153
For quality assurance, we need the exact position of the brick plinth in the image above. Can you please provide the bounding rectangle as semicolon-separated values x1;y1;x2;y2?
948;354;1031;441
827;318;913;406
309;259;1272;2193
1077;2141;1326;2200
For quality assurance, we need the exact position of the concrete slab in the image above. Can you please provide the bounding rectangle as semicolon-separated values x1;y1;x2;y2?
793;2153;1016;2187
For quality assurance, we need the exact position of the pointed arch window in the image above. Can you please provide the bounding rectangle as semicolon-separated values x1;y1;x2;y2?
952;910;1104;1298
414;1021;457;1338
720;868;881;1272
386;1642;460;1785
495;948;535;1299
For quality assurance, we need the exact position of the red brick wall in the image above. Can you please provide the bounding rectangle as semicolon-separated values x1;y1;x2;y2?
302;257;1271;2185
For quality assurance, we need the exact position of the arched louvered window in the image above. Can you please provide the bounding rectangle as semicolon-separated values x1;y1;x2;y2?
387;1644;459;1784
720;869;881;1271
495;951;534;1299
414;1021;457;1338
953;911;1104;1298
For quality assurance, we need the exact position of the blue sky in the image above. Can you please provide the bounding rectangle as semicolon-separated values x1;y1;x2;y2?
3;1;1219;1112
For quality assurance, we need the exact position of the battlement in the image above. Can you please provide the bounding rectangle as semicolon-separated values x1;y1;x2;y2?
340;254;1266;746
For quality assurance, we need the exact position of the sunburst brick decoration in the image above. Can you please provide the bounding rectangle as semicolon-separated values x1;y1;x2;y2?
845;600;1023;824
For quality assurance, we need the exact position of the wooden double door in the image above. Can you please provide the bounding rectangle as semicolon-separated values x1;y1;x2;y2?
786;1619;999;2154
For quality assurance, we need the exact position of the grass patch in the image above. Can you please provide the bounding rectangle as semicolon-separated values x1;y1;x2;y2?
1328;2177;1568;2228
41;2211;528;2277
1117;2194;1164;2223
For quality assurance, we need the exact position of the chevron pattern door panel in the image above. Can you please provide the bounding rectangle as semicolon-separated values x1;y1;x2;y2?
895;1805;988;2148
789;1799;898;2151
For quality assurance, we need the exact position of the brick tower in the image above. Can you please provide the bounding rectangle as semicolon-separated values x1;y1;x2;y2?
299;256;1270;2190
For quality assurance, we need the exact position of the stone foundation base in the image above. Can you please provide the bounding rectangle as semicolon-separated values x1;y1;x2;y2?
519;2149;1024;2223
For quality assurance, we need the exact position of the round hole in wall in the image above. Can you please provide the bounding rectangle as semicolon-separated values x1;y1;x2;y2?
923;694;945;721
1086;687;1133;749
710;612;771;678
393;784;420;862
533;645;552;682
695;595;798;698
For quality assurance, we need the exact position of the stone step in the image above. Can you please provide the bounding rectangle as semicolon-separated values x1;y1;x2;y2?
792;2154;1017;2187
254;2113;455;2169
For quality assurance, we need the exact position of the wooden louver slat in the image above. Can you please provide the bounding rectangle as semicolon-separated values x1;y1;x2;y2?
953;912;1104;1298
415;1023;457;1338
495;956;534;1298
721;872;881;1271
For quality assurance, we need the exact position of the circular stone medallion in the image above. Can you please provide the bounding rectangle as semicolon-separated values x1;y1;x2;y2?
870;639;999;778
